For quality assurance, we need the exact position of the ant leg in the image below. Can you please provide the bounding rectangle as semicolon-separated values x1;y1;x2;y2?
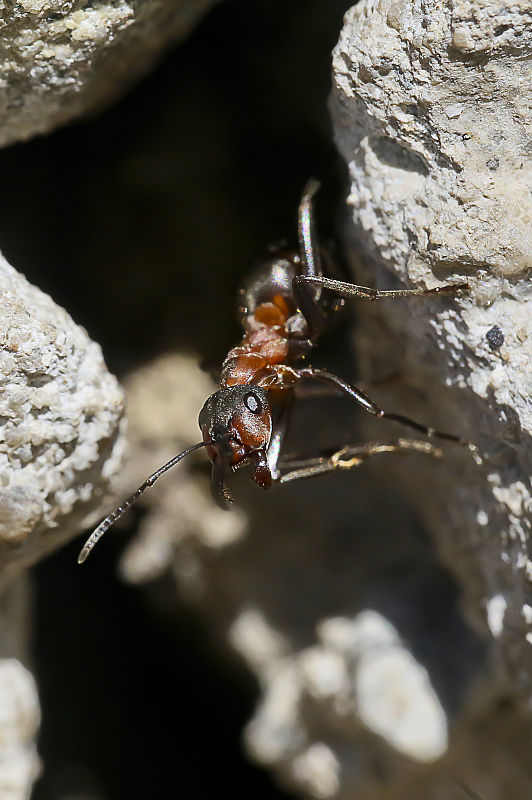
295;274;469;301
293;383;343;399
278;439;442;484
294;179;468;340
298;178;322;279
266;393;294;480
292;366;479;460
293;179;324;342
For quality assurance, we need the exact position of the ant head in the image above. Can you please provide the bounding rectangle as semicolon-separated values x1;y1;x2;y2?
198;385;273;507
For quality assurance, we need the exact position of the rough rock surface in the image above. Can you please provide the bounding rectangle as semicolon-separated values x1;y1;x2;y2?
331;0;532;687
56;3;532;797
231;610;448;793
0;0;217;147
230;606;532;800
322;0;532;790
0;252;126;579
0;660;40;799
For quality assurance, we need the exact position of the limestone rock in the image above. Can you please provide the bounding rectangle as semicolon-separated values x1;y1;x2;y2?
0;659;40;800
230;605;531;800
231;609;448;796
331;0;532;705
0;252;126;578
0;0;218;147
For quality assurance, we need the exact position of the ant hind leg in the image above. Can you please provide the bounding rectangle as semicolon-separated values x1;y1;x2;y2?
278;439;442;484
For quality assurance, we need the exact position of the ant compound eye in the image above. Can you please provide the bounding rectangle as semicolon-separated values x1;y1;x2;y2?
244;391;263;415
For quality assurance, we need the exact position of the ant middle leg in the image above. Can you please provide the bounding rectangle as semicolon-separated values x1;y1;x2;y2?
289;366;479;459
277;439;442;484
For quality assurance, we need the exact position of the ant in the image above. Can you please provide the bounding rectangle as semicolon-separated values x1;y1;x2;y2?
78;179;475;564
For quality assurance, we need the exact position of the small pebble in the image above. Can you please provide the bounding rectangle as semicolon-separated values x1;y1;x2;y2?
486;325;504;351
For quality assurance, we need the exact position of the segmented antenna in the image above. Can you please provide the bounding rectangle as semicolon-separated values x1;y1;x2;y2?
78;441;208;564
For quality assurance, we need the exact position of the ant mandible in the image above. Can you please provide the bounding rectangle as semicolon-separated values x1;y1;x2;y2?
78;179;474;564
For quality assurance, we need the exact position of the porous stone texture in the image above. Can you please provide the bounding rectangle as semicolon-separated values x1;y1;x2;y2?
0;660;40;799
231;609;448;794
229;606;531;799
325;0;532;789
0;251;126;579
0;0;217;147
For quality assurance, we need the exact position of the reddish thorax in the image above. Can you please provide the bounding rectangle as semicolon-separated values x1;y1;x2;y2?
221;294;293;388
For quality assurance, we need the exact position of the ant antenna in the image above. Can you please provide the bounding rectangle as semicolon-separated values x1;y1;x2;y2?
78;441;208;564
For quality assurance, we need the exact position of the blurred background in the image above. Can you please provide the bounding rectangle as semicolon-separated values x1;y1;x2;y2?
0;0;355;797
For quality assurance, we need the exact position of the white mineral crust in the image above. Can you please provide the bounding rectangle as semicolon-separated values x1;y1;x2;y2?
231;609;448;799
0;252;126;576
0;659;40;800
331;0;532;700
0;0;218;147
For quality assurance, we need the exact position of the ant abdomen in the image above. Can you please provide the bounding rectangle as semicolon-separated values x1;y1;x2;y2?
237;250;298;328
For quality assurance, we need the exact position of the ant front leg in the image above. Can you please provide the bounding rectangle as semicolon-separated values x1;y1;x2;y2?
292;178;325;343
295;274;470;303
278;439;442;484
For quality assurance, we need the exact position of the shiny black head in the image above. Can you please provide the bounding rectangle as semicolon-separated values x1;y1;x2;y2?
198;385;273;507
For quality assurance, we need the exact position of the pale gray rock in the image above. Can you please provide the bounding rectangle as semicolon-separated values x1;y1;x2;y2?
0;0;218;147
331;0;532;705
0;659;40;800
229;605;531;800
231;609;448;796
0;252;126;577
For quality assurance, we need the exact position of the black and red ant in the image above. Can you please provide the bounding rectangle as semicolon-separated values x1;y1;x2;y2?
78;179;475;564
